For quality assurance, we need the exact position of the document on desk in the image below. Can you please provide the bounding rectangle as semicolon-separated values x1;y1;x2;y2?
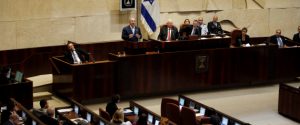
123;109;133;114
57;108;73;113
71;118;86;124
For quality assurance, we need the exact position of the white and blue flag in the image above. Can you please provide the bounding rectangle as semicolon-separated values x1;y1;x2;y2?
141;0;160;35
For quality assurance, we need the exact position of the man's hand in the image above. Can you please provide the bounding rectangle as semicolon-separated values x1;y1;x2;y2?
135;34;141;39
129;34;134;38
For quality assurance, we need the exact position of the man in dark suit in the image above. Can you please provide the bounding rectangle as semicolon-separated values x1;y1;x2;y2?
39;108;61;125
293;26;300;43
2;112;20;125
158;19;179;41
207;16;223;35
269;29;287;48
122;18;142;42
64;42;89;64
189;20;202;37
106;94;120;117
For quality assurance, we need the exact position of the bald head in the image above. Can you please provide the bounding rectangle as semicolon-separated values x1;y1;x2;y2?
213;16;218;22
129;18;136;27
275;29;281;36
198;17;204;25
166;19;173;28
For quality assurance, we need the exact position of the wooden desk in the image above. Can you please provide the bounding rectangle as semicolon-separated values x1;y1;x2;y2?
278;83;300;122
55;98;110;125
178;95;249;125
51;56;116;102
124;101;177;125
10;98;46;125
108;45;277;98
0;79;33;109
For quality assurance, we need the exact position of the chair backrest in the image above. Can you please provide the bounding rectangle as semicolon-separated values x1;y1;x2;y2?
180;106;198;125
161;98;179;117
99;108;111;121
165;103;181;125
230;29;242;46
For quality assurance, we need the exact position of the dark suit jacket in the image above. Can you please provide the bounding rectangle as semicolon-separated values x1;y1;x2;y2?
207;21;223;34
158;26;179;41
293;33;300;43
106;102;118;117
64;48;89;64
39;115;59;125
236;35;250;47
270;35;287;46
189;26;202;37
122;25;142;42
2;120;13;125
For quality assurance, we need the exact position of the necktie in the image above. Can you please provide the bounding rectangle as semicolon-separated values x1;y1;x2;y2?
167;28;171;41
277;37;283;48
72;51;82;64
191;28;195;35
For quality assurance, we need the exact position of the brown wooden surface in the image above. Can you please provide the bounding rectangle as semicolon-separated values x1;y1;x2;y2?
0;41;125;77
51;56;116;101
0;79;33;109
278;83;300;122
50;37;300;102
55;98;111;125
108;44;278;97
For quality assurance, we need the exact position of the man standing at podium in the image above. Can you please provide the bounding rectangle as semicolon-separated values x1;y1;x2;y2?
207;15;223;35
64;42;89;64
122;17;142;42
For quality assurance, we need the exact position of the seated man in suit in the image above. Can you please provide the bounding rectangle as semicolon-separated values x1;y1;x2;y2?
39;108;61;125
207;15;223;35
293;26;300;43
64;42;90;64
189;20;202;37
270;29;287;48
198;17;208;35
158;19;179;41
2;112;20;125
121;17;142;42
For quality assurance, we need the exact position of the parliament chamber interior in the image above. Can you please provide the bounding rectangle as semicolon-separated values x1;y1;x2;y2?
1;0;300;125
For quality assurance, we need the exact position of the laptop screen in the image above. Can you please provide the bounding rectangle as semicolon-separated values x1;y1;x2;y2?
133;106;139;115
86;113;92;122
99;121;105;125
221;117;229;125
179;98;185;106
148;113;153;123
154;120;160;125
189;101;195;109
0;106;7;113
74;105;79;114
32;120;37;125
199;107;206;115
14;71;23;83
234;123;241;125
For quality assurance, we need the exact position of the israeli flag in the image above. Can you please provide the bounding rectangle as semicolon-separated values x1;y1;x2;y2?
141;0;160;35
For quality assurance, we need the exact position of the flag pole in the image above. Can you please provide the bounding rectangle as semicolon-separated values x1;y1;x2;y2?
136;0;140;27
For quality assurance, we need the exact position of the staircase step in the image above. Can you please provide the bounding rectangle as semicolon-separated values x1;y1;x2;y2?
33;92;52;101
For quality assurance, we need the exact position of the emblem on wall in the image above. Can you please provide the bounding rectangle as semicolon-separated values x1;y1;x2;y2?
196;56;209;73
120;0;136;11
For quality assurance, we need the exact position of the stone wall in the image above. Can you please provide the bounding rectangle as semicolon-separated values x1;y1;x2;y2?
0;0;299;50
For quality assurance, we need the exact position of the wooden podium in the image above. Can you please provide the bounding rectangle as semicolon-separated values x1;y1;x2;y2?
50;56;116;102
